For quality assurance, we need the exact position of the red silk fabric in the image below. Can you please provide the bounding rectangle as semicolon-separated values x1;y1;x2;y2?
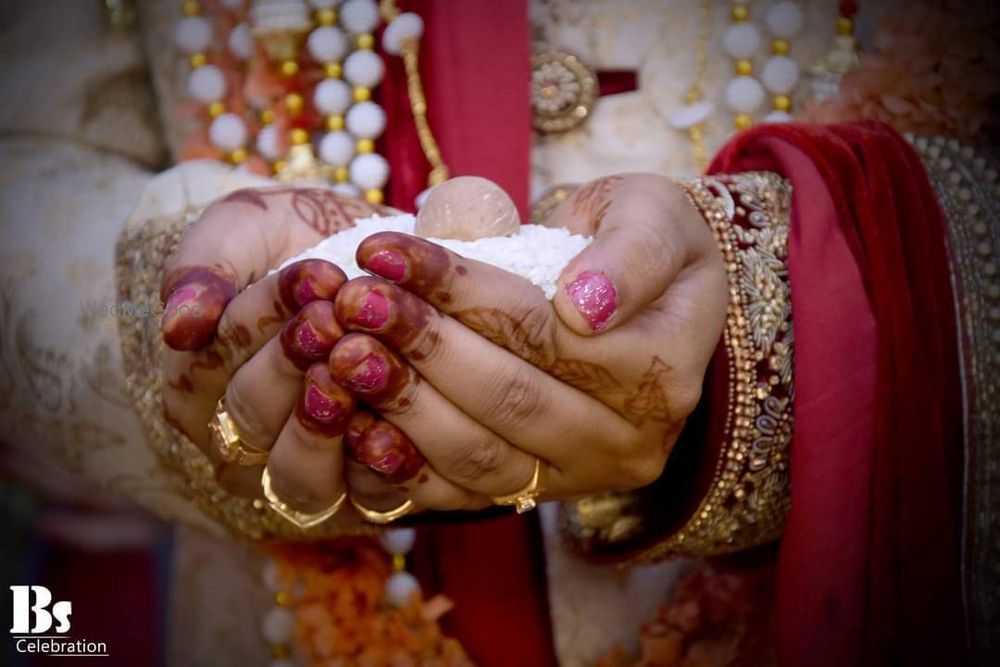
710;122;965;665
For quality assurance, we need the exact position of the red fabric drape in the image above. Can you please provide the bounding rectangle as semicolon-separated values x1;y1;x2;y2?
710;122;965;665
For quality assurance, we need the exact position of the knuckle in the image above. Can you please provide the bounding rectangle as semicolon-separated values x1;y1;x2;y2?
516;304;559;368
448;437;508;482
481;362;544;430
670;380;703;420
616;451;667;489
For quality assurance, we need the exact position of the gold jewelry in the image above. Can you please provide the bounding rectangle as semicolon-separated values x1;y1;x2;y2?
492;458;547;514
208;398;269;466
349;496;414;524
261;468;346;529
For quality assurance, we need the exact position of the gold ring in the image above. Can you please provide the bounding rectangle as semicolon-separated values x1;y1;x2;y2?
261;468;346;529
491;458;547;513
349;496;415;524
209;398;270;466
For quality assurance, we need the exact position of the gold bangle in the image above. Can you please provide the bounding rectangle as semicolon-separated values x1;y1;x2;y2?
491;458;547;514
261;468;346;529
349;496;415;524
208;398;270;467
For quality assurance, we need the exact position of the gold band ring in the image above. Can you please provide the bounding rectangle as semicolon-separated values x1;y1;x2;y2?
491;458;547;513
208;398;270;466
349;496;415;524
261;468;346;529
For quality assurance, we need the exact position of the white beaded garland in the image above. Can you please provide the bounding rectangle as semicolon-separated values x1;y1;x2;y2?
382;13;425;55
385;571;421;607
188;64;227;103
318;131;356;166
209;113;248;151
256;125;282;160
380;528;417;555
346;101;387;139
228;23;253;60
764;1;805;38
349;153;389;190
340;0;380;34
343;49;385;88
313;78;352;115
261;606;294;644
725;76;766;114
309;0;337;8
175;16;212;54
721;23;761;59
761;56;800;95
307;26;349;64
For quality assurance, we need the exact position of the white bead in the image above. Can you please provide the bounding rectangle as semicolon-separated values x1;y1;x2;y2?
722;23;761;59
346;101;386;139
762;110;794;123
332;182;361;198
382;12;424;55
256;125;283;160
309;0;336;8
765;1;805;38
209;113;248;151
228;23;253;60
385;571;420;607
307;26;349;64
350;153;389;189
261;606;294;644
343;49;385;88
313;78;352;114
380;528;417;555
725;76;766;114
761;56;800;94
262;561;280;592
175;16;213;54
188;65;227;103
668;100;715;129
318;131;355;166
340;0;380;34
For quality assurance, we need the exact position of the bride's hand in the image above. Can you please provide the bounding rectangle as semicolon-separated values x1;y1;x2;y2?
331;174;728;511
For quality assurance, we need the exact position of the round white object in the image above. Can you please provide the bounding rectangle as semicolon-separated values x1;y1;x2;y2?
415;176;520;241
382;12;424;55
343;49;385;88
256;125;283;160
725;76;766;114
414;187;433;209
332;182;361;198
385;571;421;607
175;16;212;54
209;113;248;151
761;56;800;94
762;110;794;123
318;131;355;166
380;528;417;555
349;153;389;190
188;64;227;103
261;606;294;644
309;0;336;8
307;26;348;64
228;23;253;59
345;101;387;139
313;78;352;115
765;1;805;38
668;100;715;129
721;23;761;59
340;0;380;34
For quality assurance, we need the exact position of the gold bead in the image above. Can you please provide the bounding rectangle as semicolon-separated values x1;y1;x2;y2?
324;62;342;79
771;38;790;55
190;52;207;69
326;114;345;131
357;33;375;50
364;188;383;205
272;159;287;174
334;166;349;182
229;148;248;164
208;101;225;117
290;128;310;145
260;109;275;125
734;59;753;76
731;4;749;22
182;1;201;17
353;86;371;102
270;644;291;659
280;60;300;77
772;94;791;112
392;553;406;571
836;17;853;36
285;93;304;115
734;113;753;130
275;591;292;606
316;8;336;26
356;138;375;153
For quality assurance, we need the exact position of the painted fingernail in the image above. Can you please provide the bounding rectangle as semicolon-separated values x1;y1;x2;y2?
346;353;389;392
160;266;237;350
303;383;348;423
565;270;618;332
279;259;348;311
350;420;425;483
296;368;355;436
347;290;389;329
364;249;407;282
280;301;343;370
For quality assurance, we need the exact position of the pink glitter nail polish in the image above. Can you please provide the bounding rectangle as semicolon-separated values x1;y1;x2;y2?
365;249;407;282
565;270;618;332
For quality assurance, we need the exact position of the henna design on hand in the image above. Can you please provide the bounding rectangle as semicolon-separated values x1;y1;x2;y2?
221;189;269;211
452;307;557;369
622;356;674;425
570;175;624;218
